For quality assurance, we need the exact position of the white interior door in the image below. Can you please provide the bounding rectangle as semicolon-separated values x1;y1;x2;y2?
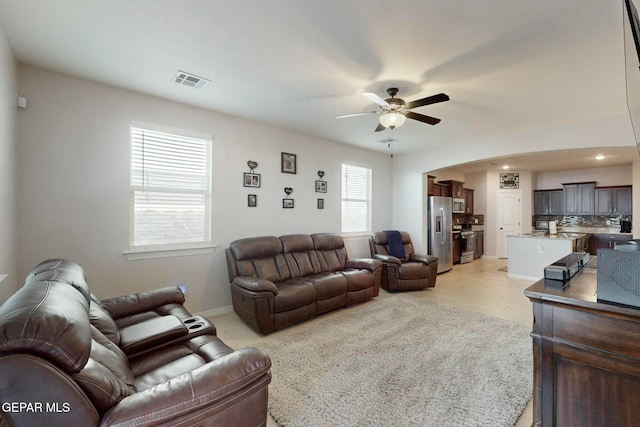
497;190;522;258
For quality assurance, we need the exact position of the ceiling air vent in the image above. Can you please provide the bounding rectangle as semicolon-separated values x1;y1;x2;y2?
173;70;210;89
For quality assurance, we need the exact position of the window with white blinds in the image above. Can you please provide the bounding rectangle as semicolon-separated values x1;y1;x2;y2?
341;163;372;233
129;124;212;251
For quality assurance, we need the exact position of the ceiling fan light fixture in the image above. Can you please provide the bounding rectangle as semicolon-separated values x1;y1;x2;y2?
379;112;406;129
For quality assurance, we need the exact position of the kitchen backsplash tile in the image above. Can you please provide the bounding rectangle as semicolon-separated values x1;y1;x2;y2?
533;214;631;229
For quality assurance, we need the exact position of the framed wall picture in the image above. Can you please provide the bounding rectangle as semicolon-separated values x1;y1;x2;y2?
248;194;257;207
500;173;519;189
243;172;261;187
283;199;294;208
315;180;327;193
281;152;297;174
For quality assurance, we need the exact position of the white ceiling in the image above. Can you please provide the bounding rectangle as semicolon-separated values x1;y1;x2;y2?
0;0;638;173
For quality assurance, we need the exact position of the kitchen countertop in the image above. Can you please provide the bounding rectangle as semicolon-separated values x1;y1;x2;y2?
559;226;632;236
509;232;588;241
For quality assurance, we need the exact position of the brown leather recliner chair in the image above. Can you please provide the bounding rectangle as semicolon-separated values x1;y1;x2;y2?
369;231;439;291
0;260;271;427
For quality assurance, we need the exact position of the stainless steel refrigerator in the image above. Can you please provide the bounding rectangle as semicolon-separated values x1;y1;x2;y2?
428;196;453;273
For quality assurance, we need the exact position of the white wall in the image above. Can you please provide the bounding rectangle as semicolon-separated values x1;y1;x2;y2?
16;65;393;313
0;24;17;303
534;164;632;189
392;114;636;254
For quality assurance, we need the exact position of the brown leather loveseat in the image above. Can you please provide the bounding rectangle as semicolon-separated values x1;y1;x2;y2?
0;259;271;427
226;233;382;334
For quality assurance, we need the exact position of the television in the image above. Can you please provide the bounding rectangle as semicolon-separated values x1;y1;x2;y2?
623;0;640;154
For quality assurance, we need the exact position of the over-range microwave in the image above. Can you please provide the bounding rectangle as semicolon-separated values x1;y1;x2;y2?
452;198;465;213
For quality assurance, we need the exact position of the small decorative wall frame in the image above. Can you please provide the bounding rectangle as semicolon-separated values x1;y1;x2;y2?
243;160;260;187
317;198;324;209
244;173;260;187
500;172;519;189
283;187;294;208
281;152;297;174
315;170;327;193
248;194;257;207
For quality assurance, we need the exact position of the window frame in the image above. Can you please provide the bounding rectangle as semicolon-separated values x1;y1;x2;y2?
125;121;214;260
341;162;372;235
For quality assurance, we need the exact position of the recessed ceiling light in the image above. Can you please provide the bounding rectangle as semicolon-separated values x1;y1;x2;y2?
502;165;510;170
595;154;605;160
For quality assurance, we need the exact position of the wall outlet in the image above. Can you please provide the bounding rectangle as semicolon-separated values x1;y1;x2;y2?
606;220;611;225
474;218;479;224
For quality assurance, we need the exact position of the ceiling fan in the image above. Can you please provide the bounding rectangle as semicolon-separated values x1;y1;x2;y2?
337;87;449;132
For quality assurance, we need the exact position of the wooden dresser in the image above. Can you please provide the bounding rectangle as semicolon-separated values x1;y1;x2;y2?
524;263;640;426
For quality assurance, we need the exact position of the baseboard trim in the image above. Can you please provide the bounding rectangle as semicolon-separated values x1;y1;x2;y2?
507;272;540;281
196;305;233;318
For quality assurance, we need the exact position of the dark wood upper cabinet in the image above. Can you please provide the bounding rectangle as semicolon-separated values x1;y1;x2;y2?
563;182;595;215
595;186;632;215
534;189;563;215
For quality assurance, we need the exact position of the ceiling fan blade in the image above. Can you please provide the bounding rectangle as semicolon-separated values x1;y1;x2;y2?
374;122;386;132
406;111;441;125
361;91;390;107
406;93;450;110
336;111;378;119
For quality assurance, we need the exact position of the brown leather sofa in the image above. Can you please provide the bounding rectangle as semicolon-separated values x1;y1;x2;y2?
0;259;271;427
369;231;439;291
225;233;382;334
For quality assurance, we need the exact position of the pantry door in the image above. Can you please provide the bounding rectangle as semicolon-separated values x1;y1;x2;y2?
497;190;522;258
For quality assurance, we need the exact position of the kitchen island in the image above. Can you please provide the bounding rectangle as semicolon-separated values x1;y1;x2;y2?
507;233;588;280
524;259;640;426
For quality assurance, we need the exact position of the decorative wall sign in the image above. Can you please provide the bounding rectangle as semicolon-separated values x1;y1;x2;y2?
317;198;324;209
283;187;294;208
248;194;257;207
244;160;260;187
500;172;519;189
281;152;297;174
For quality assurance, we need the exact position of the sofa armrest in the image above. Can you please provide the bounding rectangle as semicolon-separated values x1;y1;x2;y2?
346;258;383;272
100;286;186;320
100;347;271;427
373;254;401;266
233;276;278;295
410;254;439;265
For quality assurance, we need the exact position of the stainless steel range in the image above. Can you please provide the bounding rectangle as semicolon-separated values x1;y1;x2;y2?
460;230;475;264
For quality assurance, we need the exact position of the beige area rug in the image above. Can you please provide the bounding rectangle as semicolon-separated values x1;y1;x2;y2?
258;294;532;427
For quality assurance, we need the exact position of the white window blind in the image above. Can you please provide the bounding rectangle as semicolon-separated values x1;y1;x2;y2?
129;124;212;251
341;163;372;233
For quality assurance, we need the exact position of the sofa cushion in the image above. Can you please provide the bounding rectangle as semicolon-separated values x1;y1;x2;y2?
0;280;91;373
341;269;374;291
306;273;347;300
24;258;91;303
228;236;291;283
89;300;121;345
281;234;321;277
399;262;430;280
273;280;316;313
312;233;348;272
72;326;136;414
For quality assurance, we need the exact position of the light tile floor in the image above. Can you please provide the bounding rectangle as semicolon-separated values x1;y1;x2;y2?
210;257;535;427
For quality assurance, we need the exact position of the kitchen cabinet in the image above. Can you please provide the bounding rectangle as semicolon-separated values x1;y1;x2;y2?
563;182;595;215
427;175;449;197
453;232;461;264
587;233;632;255
474;231;484;259
595;186;632;215
439;180;464;198
464;188;474;214
534;190;563;215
